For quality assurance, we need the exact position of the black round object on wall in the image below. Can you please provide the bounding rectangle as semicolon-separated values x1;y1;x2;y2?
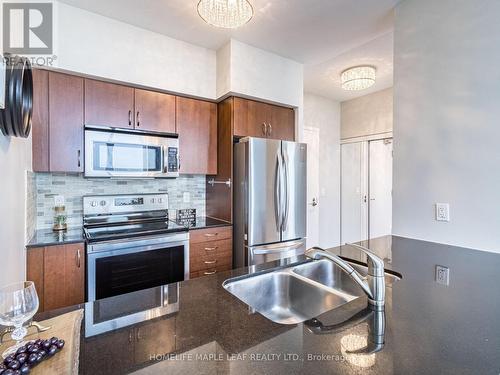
0;55;33;138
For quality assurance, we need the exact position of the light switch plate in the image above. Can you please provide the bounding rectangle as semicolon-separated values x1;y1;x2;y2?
435;203;450;221
435;265;450;286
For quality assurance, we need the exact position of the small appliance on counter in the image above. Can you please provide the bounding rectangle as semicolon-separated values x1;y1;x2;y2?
83;193;189;301
84;126;180;178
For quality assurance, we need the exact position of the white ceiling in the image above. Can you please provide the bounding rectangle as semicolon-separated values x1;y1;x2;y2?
58;0;398;101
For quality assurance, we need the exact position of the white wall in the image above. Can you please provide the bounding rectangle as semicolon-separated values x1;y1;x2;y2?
0;135;31;286
304;93;341;248
341;88;393;140
393;0;500;253
55;2;217;99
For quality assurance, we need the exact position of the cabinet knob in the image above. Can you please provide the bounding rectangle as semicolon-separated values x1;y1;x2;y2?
136;111;140;127
262;123;267;136
268;123;272;136
76;249;81;268
128;110;132;126
77;150;81;168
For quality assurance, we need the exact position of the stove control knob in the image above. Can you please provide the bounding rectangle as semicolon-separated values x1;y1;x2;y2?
90;201;97;207
100;200;107;206
158;198;163;204
151;198;155;204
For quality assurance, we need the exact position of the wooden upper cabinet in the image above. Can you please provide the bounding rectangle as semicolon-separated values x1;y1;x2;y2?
134;89;176;133
233;97;295;141
233;97;270;138
43;243;85;312
176;97;217;175
268;105;295;141
49;72;84;172
31;69;49;172
84;79;134;129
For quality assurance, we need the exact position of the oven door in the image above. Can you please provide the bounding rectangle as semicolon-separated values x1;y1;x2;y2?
84;128;179;178
87;232;189;301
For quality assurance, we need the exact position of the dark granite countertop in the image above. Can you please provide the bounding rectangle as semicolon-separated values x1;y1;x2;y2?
35;236;500;374
26;227;85;248
26;217;230;248
181;216;231;230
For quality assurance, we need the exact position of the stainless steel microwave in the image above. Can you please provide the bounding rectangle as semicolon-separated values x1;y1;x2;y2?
84;127;179;178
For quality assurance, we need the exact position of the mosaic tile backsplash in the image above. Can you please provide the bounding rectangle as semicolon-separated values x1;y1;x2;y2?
34;173;206;230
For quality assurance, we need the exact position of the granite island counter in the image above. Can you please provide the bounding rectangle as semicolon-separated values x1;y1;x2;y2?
36;236;500;375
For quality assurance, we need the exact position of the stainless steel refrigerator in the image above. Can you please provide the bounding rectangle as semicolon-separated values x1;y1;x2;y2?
234;137;307;268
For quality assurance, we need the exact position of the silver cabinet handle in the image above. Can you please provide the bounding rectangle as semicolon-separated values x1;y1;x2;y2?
268;123;272;136
128;330;134;343
76;249;81;268
128;110;132;126
204;233;217;238
204;270;217;275
77;150;81;168
204;260;217;265
204;247;217;251
136;111;140;127
136;328;141;341
262;123;267;136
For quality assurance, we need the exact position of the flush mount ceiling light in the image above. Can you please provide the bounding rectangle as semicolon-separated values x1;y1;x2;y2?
341;66;376;91
197;0;254;29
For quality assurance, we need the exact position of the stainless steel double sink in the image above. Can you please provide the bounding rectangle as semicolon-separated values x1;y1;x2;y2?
223;259;400;325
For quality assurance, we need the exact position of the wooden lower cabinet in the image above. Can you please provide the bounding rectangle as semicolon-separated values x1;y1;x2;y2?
189;226;232;279
26;243;85;312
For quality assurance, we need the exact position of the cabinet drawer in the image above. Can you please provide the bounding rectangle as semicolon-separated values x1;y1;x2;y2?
190;238;232;258
190;226;232;244
190;243;232;273
190;263;232;279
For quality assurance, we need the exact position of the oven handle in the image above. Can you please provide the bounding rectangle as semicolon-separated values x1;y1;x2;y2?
87;232;189;254
87;239;189;259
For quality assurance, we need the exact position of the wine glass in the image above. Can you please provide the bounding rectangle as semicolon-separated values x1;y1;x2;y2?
0;281;39;358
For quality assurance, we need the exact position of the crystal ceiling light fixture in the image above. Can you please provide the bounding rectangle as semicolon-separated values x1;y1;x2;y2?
197;0;254;29
341;66;376;91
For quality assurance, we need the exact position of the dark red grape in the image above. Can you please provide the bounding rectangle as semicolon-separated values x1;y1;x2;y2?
47;346;57;357
15;347;26;356
18;364;29;375
26;346;38;355
56;339;65;349
14;354;26;366
2;370;15;375
41;340;51;350
3;355;15;364
26;354;37;366
6;361;20;370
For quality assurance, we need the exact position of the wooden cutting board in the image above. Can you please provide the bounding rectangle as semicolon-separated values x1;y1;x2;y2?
0;309;83;374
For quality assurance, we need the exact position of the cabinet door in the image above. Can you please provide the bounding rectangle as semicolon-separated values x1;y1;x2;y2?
84;79;134;129
43;243;85;311
84;328;135;375
26;248;45;312
31;69;49;172
134;89;176;133
233;97;270;138
176;97;217;174
49;72;84;172
268;105;295;141
134;318;175;364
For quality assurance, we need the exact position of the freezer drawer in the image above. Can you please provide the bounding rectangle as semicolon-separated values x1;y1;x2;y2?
247;239;306;267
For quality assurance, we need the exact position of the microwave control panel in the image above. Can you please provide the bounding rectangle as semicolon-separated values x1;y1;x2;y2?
167;147;178;172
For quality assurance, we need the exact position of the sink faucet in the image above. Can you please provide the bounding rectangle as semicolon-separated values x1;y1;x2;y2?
305;244;385;310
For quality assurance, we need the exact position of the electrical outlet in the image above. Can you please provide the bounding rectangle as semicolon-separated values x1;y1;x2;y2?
435;265;450;286
435;203;450;222
183;192;190;204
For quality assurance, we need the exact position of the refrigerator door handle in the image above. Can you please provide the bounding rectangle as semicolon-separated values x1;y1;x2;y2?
274;151;283;231
251;240;305;255
282;149;290;231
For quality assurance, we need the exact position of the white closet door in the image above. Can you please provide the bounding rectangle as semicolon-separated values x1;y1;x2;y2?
304;127;320;248
341;142;368;244
369;139;393;239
